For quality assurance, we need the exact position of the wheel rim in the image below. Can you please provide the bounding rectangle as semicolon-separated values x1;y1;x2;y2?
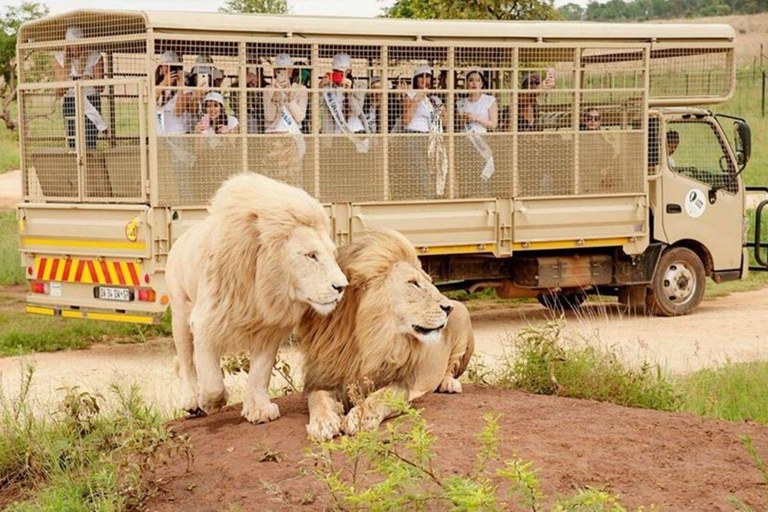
661;260;697;306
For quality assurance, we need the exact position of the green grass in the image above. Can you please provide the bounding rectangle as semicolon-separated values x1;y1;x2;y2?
713;68;768;186
470;322;682;412
679;360;768;424
0;212;24;286
0;127;19;175
0;304;170;357
0;364;191;510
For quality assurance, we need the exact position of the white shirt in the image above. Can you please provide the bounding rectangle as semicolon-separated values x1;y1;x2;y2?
263;85;308;134
54;51;102;97
404;91;434;133
156;92;187;135
457;94;496;133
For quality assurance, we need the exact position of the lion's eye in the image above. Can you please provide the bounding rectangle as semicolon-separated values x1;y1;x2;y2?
409;279;421;289
306;252;318;261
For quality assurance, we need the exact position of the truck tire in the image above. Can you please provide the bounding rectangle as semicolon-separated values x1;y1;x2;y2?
647;247;706;317
537;290;587;312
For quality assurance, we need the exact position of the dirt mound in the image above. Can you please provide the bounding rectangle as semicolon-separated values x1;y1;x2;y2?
151;386;767;510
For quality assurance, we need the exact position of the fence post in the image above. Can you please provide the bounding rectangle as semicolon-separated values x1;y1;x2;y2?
763;70;766;118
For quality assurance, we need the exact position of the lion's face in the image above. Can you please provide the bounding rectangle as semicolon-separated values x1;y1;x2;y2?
384;261;453;345
285;226;348;316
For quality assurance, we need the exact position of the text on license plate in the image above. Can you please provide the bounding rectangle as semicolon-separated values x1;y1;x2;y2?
99;287;132;302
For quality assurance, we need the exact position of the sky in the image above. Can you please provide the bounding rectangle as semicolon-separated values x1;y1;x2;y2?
0;0;592;18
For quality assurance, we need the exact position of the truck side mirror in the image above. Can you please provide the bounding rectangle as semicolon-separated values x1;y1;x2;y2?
733;120;751;170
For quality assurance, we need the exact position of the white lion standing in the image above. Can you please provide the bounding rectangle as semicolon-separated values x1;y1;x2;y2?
166;173;348;423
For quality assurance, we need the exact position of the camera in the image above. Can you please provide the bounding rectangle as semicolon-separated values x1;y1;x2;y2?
329;71;345;85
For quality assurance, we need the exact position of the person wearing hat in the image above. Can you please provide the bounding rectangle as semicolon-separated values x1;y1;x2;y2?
194;92;239;136
319;52;365;135
53;26;106;149
263;53;308;134
517;71;541;132
402;65;444;133
155;51;188;136
456;68;498;133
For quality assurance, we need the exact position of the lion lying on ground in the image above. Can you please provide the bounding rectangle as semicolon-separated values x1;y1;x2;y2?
298;229;474;440
166;173;348;423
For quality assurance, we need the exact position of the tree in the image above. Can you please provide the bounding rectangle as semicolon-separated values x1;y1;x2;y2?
218;0;290;14
0;1;48;130
557;2;584;19
382;0;557;21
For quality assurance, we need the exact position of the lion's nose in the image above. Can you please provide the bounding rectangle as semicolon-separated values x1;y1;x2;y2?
332;283;347;294
440;303;453;316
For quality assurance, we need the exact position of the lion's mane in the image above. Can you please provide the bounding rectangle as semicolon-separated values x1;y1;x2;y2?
171;172;331;340
299;229;460;405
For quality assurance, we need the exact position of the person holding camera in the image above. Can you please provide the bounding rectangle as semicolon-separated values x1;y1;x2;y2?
183;54;225;131
155;51;188;135
262;53;308;187
263;53;308;134
319;53;366;136
194;92;239;138
53;26;107;149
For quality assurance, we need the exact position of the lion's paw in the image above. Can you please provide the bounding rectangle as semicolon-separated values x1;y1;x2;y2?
342;406;381;436
438;376;462;394
198;389;228;415
307;411;343;441
180;387;200;413
241;400;280;424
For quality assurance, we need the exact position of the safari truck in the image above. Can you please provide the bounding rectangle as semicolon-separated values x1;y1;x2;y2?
15;10;766;323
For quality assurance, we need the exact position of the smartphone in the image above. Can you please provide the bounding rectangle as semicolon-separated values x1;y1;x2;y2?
543;68;556;89
197;72;210;88
200;114;211;131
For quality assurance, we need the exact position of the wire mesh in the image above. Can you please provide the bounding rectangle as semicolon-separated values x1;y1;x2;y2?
18;13;736;206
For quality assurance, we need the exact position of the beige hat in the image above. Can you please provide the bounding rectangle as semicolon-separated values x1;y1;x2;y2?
274;53;294;67
332;53;352;71
159;51;180;64
203;91;225;106
65;26;83;41
413;65;433;79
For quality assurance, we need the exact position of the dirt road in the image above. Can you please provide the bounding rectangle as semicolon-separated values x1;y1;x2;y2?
2;286;767;413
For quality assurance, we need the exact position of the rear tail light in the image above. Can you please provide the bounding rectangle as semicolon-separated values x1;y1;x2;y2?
137;288;156;302
30;282;46;294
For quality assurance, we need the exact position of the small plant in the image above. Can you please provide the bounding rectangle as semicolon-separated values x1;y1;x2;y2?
221;349;301;395
0;363;192;510
307;398;640;511
468;321;681;412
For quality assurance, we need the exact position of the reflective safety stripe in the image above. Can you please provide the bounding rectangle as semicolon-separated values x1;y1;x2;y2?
26;305;157;324
26;305;55;316
21;237;146;251
33;257;142;286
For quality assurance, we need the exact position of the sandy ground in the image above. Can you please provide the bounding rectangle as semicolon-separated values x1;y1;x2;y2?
0;170;20;207
2;286;768;414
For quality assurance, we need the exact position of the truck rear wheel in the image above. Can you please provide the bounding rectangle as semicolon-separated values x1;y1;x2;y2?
648;247;706;317
537;290;587;312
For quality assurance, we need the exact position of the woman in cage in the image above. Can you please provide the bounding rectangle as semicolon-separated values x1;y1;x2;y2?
395;65;447;200
194;92;239;140
319;53;366;135
53;26;107;150
517;71;541;132
262;53;309;187
456;68;498;197
154;51;194;202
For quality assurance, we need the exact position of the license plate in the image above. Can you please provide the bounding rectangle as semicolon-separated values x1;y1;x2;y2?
98;287;132;302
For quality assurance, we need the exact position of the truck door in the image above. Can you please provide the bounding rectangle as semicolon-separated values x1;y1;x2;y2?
661;117;743;271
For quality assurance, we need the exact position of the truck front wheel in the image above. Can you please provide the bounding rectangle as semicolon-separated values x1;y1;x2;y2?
647;247;706;317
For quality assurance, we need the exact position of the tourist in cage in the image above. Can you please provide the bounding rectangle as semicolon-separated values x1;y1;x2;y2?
319;53;366;137
194;92;239;140
54;26;107;149
154;51;188;136
581;108;602;131
395;65;448;199
263;53;309;186
184;54;225;131
457;68;498;195
517;72;541;132
232;68;267;134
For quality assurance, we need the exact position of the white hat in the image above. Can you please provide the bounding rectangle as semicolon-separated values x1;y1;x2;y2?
195;54;214;65
274;53;294;67
65;26;83;41
332;53;352;71
203;91;224;106
159;51;180;64
413;65;433;79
